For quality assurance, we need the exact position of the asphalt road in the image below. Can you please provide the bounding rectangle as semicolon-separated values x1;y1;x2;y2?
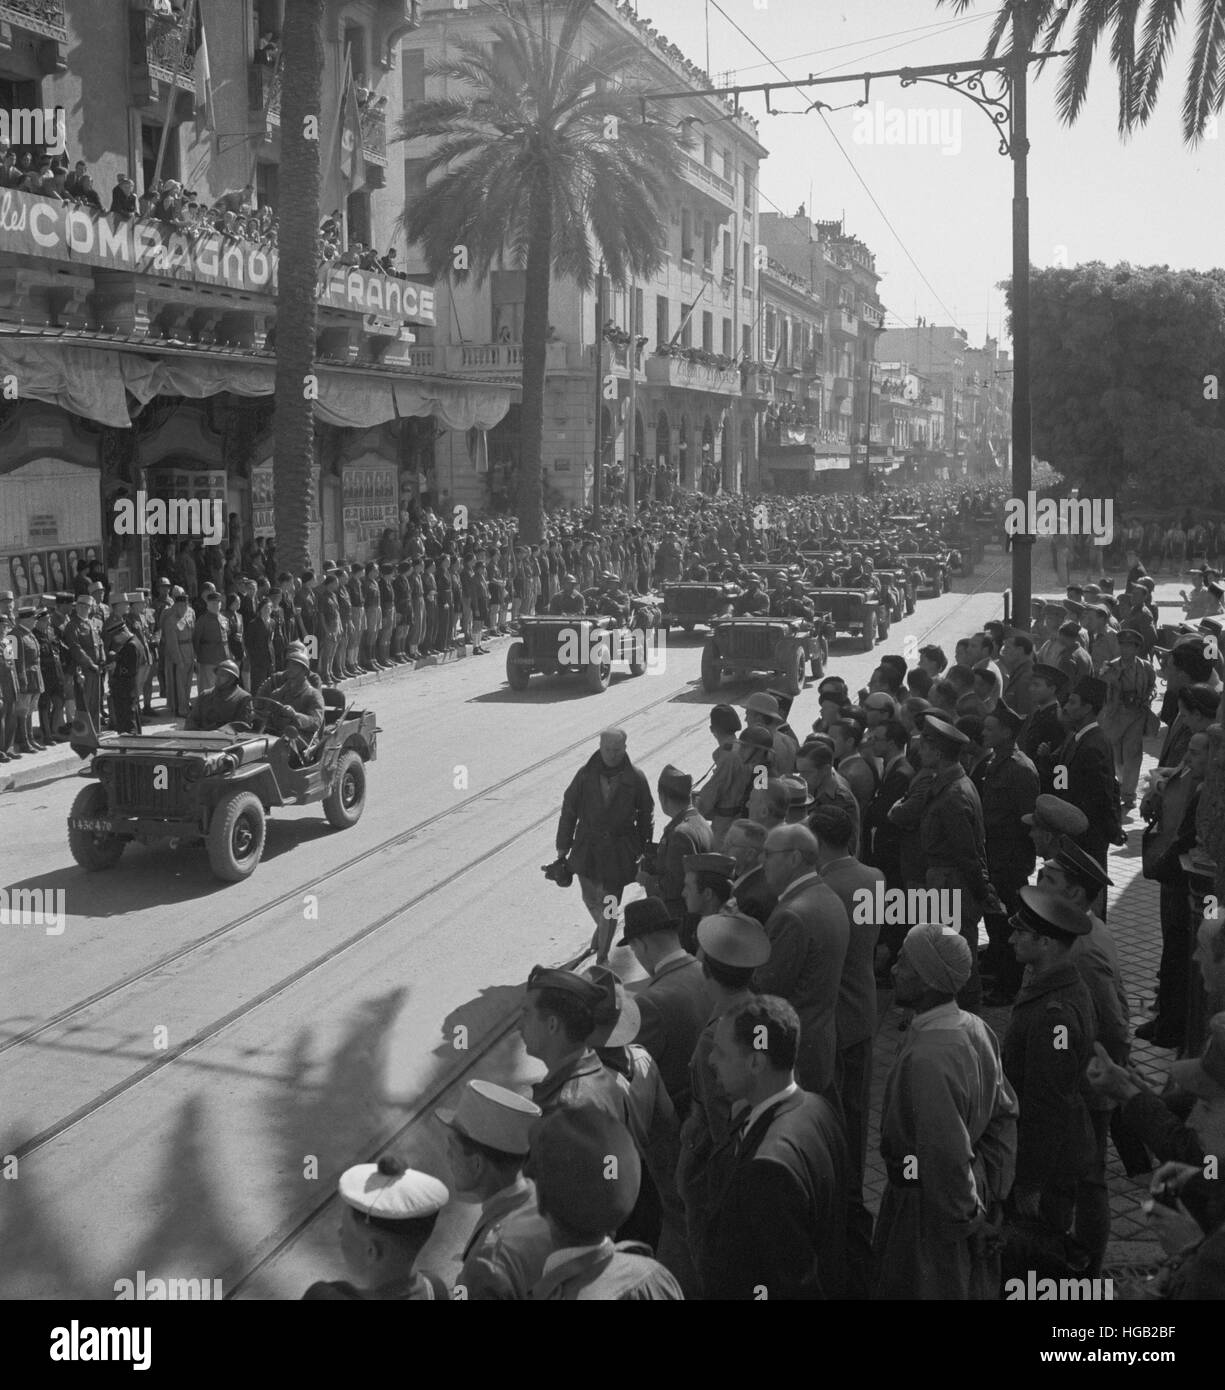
0;558;1012;1300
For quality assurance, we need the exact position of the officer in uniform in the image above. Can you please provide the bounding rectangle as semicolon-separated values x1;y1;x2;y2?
106;600;144;735
0;590;21;758
1085;603;1121;674
436;1080;553;1301
593;572;631;624
1002;886;1096;1235
65;590;105;735
302;1156;450;1300
730;575;771;616
1019;793;1089;865
1101;626;1156;813
254;641;325;759
186;659;254;731
12;603;45;751
776;577;816;621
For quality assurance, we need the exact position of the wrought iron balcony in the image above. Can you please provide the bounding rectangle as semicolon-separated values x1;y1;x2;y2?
678;152;735;215
130;3;196;107
646;350;740;395
0;0;66;40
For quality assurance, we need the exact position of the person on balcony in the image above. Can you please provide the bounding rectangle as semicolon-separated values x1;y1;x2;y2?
110;173;137;217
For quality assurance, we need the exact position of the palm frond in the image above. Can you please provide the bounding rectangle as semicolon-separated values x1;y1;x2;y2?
1054;0;1116;126
1183;0;1225;140
1111;0;1144;135
1134;0;1185;124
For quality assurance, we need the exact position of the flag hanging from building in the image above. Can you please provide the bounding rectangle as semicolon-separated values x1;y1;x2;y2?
194;9;216;138
339;50;366;194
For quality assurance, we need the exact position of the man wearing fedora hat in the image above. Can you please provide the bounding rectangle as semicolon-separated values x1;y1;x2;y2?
1002;887;1097;1230
621;897;708;1118
186;659;253;732
437;1080;554;1300
639;765;713;924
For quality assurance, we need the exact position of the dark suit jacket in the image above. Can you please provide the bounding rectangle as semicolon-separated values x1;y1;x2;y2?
630;954;709;1115
754;876;849;1095
1019;700;1064;792
861;756;912;886
1058;723;1120;853
700;1089;849;1300
817;856;885;1050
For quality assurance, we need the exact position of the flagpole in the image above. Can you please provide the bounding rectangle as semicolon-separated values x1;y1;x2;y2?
152;0;198;193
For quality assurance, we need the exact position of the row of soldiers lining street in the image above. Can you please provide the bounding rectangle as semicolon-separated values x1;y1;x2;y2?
301;597;1225;1299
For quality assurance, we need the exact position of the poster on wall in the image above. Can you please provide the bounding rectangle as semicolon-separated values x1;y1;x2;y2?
341;464;399;561
251;461;322;571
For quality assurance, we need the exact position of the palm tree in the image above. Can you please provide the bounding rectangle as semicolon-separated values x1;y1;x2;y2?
395;0;683;543
940;0;1225;143
270;0;324;571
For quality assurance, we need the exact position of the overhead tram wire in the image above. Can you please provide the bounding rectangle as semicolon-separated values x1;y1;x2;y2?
469;0;967;333
705;0;962;327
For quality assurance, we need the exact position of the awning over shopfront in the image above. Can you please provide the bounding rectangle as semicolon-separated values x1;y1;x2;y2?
762;445;853;475
0;336;511;433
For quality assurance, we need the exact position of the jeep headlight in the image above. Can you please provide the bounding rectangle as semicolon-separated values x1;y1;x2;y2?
183;760;206;782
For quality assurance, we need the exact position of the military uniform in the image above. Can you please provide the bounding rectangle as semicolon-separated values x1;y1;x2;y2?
1100;652;1156;806
64;606;105;730
642;804;713;920
107;627;143;734
454;1179;553;1302
186;681;254;731
1002;957;1096;1232
255;670;324;742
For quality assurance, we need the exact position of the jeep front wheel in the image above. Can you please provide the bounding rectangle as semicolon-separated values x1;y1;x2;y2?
207;790;266;882
506;641;530;690
67;784;126;871
324;749;366;829
779;645;805;698
584;656;611;693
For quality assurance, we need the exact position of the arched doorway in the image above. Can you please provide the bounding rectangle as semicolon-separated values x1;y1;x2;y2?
656;409;672;501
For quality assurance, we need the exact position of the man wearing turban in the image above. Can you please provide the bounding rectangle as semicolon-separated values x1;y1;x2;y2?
872;923;1019;1300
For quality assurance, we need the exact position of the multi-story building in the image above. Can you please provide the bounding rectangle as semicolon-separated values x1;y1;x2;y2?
752;255;825;494
756;207;885;492
875;360;945;481
0;0;513;595
403;0;768;512
877;323;1012;483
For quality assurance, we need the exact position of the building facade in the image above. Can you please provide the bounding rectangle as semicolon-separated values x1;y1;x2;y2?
0;0;512;597
402;0;769;513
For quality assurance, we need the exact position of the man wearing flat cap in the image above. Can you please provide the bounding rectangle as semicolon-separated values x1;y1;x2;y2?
303;1156;450;1300
639;764;713;924
620;897;708;1118
1002;887;1097;1232
970;703;1039;1004
873;924;1019;1300
1048;675;1124;883
556;729;655;962
437;1080;554;1300
888;716;999;1012
528;1107;683;1300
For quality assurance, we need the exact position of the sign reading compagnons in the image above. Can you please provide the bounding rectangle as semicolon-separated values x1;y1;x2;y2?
0;193;436;326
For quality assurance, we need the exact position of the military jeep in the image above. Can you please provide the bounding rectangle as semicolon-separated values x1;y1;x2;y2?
806;588;883;651
898;551;951;598
505;614;658;693
659;581;737;634
66;689;378;882
700;615;829;697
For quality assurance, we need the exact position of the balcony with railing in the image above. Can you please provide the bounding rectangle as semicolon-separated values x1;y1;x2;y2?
861;301;885;329
679;152;736;215
446;341;567;374
0;0;67;69
741;363;774;398
646;346;740;394
130;1;197;106
833;306;858;336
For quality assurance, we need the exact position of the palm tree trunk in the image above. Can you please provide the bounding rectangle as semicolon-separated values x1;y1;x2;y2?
271;0;324;572
515;168;551;545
